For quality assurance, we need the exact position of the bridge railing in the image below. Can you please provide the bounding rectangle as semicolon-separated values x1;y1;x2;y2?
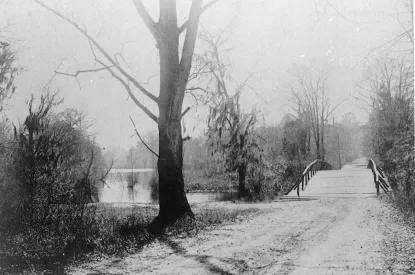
367;158;390;195
285;159;333;196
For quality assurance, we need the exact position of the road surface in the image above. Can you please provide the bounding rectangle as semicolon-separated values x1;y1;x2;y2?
70;160;414;274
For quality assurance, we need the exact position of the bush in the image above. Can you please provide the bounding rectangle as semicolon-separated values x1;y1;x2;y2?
391;191;415;222
0;203;258;274
1;94;106;231
0;204;158;274
184;170;237;192
246;164;277;201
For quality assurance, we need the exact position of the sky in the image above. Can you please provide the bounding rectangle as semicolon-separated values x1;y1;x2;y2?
1;0;412;149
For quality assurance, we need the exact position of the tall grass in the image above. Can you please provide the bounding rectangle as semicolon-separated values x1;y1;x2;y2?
391;191;415;222
0;204;258;274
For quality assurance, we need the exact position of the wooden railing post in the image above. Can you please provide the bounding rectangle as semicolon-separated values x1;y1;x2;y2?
285;159;333;196
368;158;389;195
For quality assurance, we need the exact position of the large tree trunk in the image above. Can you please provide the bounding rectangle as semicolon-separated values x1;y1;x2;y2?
148;0;201;233
149;121;193;233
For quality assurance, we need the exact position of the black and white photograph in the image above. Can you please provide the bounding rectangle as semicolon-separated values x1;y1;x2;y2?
0;0;414;274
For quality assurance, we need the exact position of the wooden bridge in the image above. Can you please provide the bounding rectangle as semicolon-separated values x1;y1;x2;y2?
283;157;392;199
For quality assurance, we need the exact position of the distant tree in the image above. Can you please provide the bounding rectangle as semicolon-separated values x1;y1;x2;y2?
183;136;213;171
281;114;309;160
288;64;344;161
340;112;361;162
255;124;284;166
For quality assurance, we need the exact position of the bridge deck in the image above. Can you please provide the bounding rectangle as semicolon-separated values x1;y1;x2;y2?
284;159;380;199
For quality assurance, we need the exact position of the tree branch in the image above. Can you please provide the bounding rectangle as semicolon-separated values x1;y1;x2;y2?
179;0;203;83
84;40;157;123
179;106;191;120
51;62;114;90
99;59;158;123
131;0;158;39
129;116;159;158
186;86;209;93
33;0;158;104
178;0;221;34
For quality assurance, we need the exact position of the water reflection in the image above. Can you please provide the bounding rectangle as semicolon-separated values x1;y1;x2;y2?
98;169;235;204
99;169;155;203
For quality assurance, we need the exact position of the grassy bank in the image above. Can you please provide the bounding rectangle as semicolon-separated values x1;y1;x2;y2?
0;203;258;275
390;191;415;223
184;170;238;193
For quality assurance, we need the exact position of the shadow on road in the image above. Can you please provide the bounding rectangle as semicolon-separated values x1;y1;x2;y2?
162;237;245;275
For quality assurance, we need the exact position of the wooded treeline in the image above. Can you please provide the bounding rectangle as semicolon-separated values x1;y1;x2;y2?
359;0;414;216
361;54;414;209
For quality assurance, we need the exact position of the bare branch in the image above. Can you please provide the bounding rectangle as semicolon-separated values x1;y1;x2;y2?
351;30;412;69
83;40;157;122
129;116;159;158
179;0;203;84
186;86;209;93
178;0;221;34
179;106;191;120
325;96;348;120
132;0;158;39
52;64;114;90
55;66;111;77
33;0;158;104
99;59;158;123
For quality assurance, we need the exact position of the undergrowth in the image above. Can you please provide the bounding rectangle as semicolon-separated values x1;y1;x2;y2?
0;204;258;275
390;191;415;223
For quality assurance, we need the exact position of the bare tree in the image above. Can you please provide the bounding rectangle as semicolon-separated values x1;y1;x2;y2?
33;0;221;233
359;56;414;194
190;29;263;198
289;65;344;161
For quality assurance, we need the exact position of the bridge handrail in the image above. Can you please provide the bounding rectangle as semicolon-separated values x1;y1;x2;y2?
285;159;333;196
367;158;390;195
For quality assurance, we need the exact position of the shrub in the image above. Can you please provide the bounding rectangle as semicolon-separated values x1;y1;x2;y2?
0;203;258;274
391;191;415;222
184;170;237;192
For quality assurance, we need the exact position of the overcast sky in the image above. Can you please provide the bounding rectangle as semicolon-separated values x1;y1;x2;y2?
1;0;411;149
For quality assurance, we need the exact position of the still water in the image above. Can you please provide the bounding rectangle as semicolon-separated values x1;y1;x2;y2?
99;169;155;203
98;169;234;204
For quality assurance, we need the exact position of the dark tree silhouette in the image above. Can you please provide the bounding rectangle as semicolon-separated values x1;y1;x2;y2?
33;0;221;233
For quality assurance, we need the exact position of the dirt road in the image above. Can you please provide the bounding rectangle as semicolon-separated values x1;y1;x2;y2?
70;196;415;275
